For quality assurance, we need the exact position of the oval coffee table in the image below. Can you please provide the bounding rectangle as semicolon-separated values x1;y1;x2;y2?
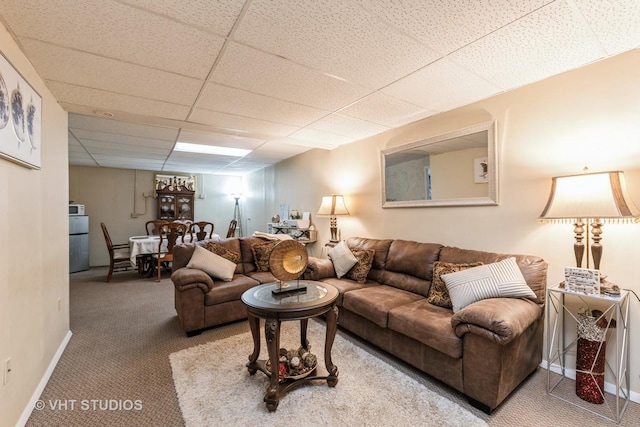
241;280;339;411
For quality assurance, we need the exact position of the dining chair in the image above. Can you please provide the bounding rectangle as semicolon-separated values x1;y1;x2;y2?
192;221;214;241
100;222;132;282
153;221;188;281
226;219;237;238
145;219;168;235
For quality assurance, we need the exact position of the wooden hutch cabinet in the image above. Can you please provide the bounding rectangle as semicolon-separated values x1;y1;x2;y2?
156;177;195;221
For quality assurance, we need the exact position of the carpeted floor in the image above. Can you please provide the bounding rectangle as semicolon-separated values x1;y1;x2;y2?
26;267;640;426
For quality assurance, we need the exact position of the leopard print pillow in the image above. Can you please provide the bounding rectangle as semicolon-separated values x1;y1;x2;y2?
427;261;483;309
345;248;375;284
202;241;240;264
251;240;279;272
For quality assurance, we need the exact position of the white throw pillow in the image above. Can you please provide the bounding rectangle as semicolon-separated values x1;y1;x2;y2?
328;241;358;278
187;245;236;281
441;257;536;312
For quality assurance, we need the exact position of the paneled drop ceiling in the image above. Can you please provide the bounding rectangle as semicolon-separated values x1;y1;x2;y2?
1;0;638;175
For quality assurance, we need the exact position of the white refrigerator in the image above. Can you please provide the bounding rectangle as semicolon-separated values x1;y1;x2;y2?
69;215;90;273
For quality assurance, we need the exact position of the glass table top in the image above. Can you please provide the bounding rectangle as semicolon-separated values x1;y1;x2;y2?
242;280;338;310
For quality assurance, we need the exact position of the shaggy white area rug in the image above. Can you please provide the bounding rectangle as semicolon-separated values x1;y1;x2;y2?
170;320;487;427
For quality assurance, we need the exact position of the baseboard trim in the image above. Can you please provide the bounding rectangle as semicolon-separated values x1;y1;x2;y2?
16;330;73;427
541;361;640;404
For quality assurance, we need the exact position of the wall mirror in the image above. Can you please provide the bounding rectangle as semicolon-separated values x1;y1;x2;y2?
381;121;498;208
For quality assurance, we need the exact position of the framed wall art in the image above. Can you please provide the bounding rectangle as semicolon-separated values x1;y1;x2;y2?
0;51;42;169
473;157;488;183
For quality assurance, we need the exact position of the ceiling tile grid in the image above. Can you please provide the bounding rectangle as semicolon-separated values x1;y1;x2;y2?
19;39;203;107
188;109;302;140
119;0;246;39
448;1;608;91
49;82;192;121
197;83;330;127
233;0;441;89
0;0;637;174
2;0;225;79
211;42;372;111
338;92;436;128
381;58;504;113
355;0;554;56
574;0;640;55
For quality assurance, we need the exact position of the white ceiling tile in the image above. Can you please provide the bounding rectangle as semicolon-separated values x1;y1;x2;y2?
574;0;640;55
234;0;440;89
198;84;330;127
339;92;436;128
189;108;300;137
212;43;372;111
449;1;607;90
120;0;245;37
68;114;179;141
382;58;503;112
49;81;191;121
288;128;355;147
356;0;553;55
1;0;224;79
308;114;390;139
20;39;203;105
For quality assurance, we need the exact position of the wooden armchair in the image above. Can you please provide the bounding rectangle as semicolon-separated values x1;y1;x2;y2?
192;221;214;241
226;219;237;238
100;222;132;282
153;222;188;281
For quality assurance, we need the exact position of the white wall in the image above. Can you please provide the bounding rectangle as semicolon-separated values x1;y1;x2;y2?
69;167;245;266
0;24;70;427
249;49;640;396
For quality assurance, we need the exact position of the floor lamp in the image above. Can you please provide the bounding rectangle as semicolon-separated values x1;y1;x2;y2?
539;170;640;271
232;194;243;237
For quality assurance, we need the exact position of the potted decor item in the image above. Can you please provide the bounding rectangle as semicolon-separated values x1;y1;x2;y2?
575;307;615;404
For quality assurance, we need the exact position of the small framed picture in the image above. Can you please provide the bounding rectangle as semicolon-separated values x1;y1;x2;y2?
564;267;600;296
473;157;488;183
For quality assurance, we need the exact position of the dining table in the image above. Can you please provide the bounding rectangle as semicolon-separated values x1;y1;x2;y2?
129;233;221;277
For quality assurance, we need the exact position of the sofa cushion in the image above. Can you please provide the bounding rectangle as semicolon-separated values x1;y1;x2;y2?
388;299;462;359
441;257;537;312
187;245;236;281
428;261;483;309
345;248;375;283
319;278;380;306
202;241;240;263
204;275;261;305
251;240;279;272
328;241;358;278
342;285;424;328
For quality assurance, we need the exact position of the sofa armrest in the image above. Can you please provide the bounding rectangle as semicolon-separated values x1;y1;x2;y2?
304;256;337;280
451;298;542;345
171;267;214;293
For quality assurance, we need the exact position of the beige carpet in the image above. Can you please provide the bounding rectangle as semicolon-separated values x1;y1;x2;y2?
170;319;486;427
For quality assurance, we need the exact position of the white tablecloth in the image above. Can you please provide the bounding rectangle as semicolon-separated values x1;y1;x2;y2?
128;234;220;266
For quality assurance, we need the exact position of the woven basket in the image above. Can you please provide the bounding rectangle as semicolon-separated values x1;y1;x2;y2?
268;240;308;281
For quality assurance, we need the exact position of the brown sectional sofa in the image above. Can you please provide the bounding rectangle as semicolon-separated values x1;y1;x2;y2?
171;236;277;336
170;235;547;414
303;237;547;413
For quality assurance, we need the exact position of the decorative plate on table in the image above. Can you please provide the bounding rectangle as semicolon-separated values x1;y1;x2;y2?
268;240;308;282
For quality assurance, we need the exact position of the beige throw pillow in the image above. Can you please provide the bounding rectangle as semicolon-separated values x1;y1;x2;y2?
187;245;236;281
328;241;358;278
